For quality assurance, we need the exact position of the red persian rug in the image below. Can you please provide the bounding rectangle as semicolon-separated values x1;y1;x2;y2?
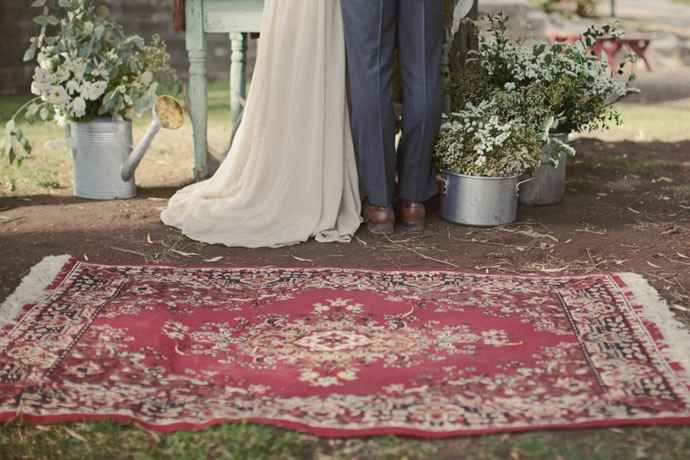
1;255;689;438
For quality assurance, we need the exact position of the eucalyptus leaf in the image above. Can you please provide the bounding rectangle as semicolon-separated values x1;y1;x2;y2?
23;45;37;62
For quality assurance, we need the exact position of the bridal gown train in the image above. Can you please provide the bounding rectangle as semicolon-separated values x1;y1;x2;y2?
161;0;362;248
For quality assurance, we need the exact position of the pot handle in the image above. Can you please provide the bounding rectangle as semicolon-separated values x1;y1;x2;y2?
437;174;449;195
516;177;534;197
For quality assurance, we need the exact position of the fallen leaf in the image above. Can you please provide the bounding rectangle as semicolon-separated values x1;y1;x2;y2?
83;254;89;261
676;251;689;260
204;256;224;263
63;427;87;443
291;256;314;263
627;207;641;214
646;261;662;269
146;233;154;244
540;267;569;273
672;305;690;312
111;247;147;257
170;249;200;257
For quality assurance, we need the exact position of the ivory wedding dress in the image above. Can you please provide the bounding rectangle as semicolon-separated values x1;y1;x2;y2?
161;0;362;248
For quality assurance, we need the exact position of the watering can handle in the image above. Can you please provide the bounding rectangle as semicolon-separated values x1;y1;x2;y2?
120;116;162;182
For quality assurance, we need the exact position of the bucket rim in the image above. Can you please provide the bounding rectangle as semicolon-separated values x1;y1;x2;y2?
441;170;522;181
70;116;132;126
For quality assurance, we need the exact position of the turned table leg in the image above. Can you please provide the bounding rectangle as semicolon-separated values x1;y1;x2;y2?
229;33;248;131
186;0;209;180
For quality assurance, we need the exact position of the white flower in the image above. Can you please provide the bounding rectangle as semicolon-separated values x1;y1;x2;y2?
91;66;109;79
31;82;48;96
45;85;69;106
65;79;81;95
71;96;86;118
54;110;66;127
34;67;53;85
53;65;70;83
37;52;53;71
31;68;53;95
70;58;88;81
81;80;108;101
140;71;154;86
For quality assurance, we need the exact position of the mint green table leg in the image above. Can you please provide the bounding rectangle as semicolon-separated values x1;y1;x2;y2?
230;33;248;131
186;0;209;180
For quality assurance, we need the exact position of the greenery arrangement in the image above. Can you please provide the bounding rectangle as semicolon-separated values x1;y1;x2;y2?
437;13;637;177
2;0;179;166
435;89;547;177
470;14;638;134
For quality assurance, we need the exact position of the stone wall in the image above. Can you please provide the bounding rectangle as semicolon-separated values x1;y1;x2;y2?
0;0;251;96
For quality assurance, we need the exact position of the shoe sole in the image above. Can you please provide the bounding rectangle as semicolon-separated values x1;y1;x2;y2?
367;222;395;235
399;221;425;232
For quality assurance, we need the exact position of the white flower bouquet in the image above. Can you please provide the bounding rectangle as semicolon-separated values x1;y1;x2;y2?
435;92;545;177
441;14;637;176
2;0;178;166
469;14;638;135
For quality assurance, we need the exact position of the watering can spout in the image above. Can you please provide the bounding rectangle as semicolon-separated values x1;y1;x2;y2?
121;96;184;181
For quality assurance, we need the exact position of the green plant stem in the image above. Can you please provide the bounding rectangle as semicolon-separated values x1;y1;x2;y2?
8;97;44;125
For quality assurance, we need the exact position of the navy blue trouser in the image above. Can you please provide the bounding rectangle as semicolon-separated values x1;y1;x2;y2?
341;0;443;207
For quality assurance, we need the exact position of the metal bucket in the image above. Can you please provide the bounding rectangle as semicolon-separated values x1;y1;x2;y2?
519;133;570;206
439;171;524;227
69;117;136;200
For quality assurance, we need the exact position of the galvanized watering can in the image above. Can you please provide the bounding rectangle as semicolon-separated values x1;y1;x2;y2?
68;96;184;200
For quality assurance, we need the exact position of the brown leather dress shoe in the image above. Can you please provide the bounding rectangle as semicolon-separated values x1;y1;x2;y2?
398;200;426;231
366;204;395;235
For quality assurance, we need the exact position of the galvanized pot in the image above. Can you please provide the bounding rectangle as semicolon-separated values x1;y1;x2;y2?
69;117;136;200
439;171;528;227
519;133;570;206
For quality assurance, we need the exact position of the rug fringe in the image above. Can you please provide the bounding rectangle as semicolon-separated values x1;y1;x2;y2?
618;272;690;386
0;255;74;329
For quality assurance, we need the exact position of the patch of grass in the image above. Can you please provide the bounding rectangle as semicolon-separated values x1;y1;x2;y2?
2;421;690;460
0;420;316;460
670;184;690;199
593;101;690;142
574;156;678;177
0;123;71;193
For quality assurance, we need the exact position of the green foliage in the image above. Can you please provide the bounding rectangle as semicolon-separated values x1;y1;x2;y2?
1;0;180;166
435;90;545;177
438;13;637;177
468;14;637;134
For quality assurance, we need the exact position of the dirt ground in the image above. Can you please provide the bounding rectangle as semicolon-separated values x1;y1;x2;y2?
1;136;689;325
